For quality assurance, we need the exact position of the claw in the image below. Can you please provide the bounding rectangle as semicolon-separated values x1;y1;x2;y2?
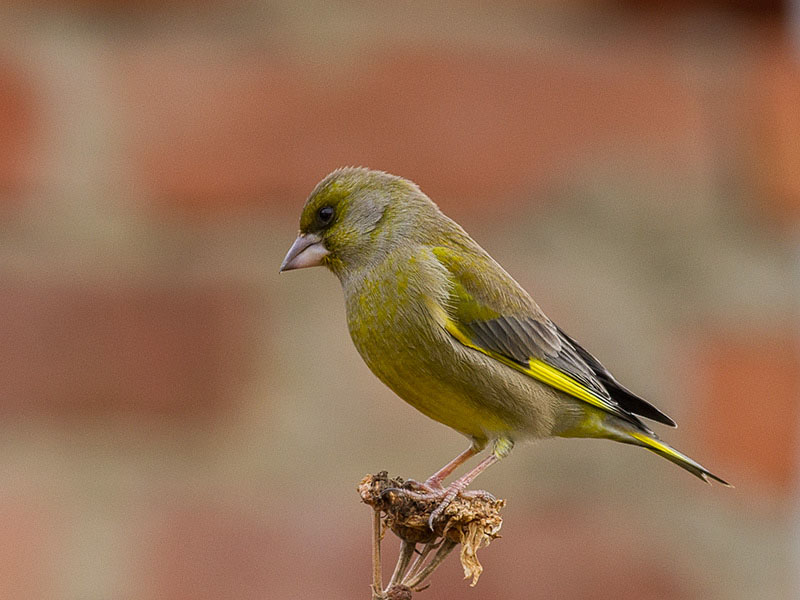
427;497;451;530
381;485;443;502
427;482;467;530
425;482;498;530
427;514;436;531
379;486;405;500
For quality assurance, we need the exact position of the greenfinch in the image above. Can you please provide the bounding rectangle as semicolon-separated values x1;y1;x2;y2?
281;167;728;514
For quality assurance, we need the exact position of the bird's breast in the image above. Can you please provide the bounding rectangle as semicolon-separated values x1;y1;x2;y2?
340;252;539;440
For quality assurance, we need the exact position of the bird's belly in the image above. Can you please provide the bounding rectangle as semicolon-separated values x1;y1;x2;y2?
371;360;512;440
348;306;546;441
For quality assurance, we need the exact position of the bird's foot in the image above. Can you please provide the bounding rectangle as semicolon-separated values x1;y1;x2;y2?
425;482;490;530
380;478;496;531
380;478;443;501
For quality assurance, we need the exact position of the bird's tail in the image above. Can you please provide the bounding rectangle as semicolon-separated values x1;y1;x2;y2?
559;409;730;486
617;426;730;486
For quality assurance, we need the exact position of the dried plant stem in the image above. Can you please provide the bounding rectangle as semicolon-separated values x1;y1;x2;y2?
371;510;383;600
405;541;436;581
404;539;457;590
387;540;416;588
359;472;505;598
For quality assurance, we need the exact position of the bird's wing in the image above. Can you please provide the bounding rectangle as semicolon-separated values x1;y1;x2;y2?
430;245;675;428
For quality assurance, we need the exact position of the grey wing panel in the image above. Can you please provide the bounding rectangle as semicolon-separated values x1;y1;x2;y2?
466;316;609;399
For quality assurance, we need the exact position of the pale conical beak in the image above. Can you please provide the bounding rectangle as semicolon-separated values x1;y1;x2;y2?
280;233;329;272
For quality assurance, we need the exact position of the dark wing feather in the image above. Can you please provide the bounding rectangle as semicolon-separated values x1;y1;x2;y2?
464;317;611;397
555;326;676;427
463;315;673;429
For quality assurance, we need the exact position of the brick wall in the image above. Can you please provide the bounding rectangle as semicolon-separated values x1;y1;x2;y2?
0;2;797;599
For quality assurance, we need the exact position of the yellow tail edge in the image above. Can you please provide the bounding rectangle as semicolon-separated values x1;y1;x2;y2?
628;431;731;487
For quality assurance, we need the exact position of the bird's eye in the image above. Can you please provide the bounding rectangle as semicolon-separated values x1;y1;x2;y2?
317;205;335;226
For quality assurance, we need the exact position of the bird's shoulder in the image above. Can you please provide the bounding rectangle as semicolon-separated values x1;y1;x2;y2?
426;238;610;397
425;239;557;345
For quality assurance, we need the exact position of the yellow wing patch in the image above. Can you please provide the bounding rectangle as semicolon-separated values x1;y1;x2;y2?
525;358;622;416
441;315;627;420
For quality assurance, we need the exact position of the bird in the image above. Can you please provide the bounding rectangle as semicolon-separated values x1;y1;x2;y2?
280;167;728;521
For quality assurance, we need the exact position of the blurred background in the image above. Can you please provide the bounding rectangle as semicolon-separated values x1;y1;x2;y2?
0;1;798;599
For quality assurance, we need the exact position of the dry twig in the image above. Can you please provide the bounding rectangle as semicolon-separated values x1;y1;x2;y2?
358;472;504;598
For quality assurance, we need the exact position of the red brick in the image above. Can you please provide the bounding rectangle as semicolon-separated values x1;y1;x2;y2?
0;55;38;201
752;35;800;224
434;507;701;599
689;329;800;494
138;501;366;600
0;279;258;419
118;41;707;218
141;504;281;600
0;497;57;599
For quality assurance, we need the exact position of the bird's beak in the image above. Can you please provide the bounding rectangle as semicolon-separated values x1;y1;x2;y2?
280;233;329;272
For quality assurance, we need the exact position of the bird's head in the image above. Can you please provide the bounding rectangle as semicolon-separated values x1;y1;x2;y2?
280;167;437;278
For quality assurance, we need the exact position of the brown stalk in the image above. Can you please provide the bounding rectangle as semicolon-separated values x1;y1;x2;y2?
358;472;504;598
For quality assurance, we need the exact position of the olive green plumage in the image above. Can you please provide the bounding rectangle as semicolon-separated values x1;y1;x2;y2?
282;166;728;486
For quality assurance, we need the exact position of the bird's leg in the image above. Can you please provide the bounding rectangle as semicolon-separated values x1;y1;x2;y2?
393;440;486;497
426;454;498;528
427;438;513;529
424;442;485;489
